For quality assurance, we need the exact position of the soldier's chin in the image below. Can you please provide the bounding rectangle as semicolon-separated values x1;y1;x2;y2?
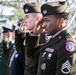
45;31;49;36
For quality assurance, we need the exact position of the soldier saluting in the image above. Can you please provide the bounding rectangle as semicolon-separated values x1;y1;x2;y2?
25;1;76;75
14;2;44;75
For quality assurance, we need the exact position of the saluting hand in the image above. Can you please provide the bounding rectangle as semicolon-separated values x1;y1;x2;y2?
33;18;45;35
19;20;26;33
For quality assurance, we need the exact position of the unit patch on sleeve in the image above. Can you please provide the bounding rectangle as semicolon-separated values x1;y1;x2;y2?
64;41;75;52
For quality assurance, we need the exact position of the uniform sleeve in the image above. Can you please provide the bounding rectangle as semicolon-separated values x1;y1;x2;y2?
56;41;76;75
25;33;41;58
15;30;25;52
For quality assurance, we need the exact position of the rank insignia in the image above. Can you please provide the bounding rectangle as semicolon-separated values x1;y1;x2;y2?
65;41;75;52
61;60;71;74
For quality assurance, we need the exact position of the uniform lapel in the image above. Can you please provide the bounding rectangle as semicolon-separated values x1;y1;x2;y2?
39;30;68;51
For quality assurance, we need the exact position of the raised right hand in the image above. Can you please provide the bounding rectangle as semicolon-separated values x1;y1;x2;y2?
33;18;45;35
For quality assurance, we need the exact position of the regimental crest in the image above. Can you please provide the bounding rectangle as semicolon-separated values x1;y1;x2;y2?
43;10;47;14
25;9;28;12
45;34;51;41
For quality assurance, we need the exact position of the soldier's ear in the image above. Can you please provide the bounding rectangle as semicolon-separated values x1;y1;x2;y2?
59;18;64;25
57;17;65;28
36;14;42;21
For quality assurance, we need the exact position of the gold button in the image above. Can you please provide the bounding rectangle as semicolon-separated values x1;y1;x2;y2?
59;36;61;39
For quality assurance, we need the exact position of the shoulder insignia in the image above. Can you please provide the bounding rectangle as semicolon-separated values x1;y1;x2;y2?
64;41;75;52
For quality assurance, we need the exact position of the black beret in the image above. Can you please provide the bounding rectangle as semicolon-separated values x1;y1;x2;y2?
41;1;69;17
2;27;12;33
23;2;42;14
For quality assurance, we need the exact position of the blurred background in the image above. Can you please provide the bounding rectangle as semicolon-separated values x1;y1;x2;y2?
0;0;76;42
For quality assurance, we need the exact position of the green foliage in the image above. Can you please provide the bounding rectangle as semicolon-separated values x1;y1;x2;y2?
15;10;24;22
7;2;25;22
6;2;19;8
0;1;25;22
9;15;15;20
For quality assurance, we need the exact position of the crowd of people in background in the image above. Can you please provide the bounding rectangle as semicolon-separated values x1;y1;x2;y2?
0;1;76;75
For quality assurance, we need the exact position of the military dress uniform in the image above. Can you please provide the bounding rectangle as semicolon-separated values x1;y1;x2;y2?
15;28;37;75
15;31;47;75
10;50;25;75
0;27;14;75
3;40;14;55
25;1;76;75
8;23;25;75
0;42;9;75
18;2;44;75
25;30;76;75
9;29;25;75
